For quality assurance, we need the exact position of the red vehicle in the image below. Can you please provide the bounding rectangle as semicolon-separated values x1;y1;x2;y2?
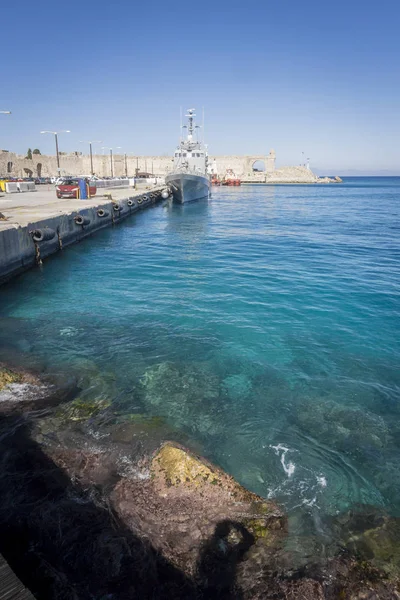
56;178;96;199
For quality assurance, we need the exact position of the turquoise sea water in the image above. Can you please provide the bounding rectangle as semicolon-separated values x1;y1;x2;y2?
1;178;399;551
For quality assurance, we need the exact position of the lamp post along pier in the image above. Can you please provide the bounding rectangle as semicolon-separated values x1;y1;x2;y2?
80;141;102;176
41;130;70;175
55;134;60;170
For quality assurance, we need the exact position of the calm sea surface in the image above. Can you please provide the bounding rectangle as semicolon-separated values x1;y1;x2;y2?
1;177;399;551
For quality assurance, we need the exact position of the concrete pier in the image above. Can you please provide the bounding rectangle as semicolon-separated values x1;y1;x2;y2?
0;186;164;285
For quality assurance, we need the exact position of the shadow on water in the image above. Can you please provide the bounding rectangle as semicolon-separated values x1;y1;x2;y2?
0;413;255;600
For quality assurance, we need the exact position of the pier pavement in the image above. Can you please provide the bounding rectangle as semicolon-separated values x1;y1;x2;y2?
0;187;155;228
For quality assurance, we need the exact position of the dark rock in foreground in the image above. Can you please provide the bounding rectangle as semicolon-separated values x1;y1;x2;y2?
0;364;399;598
112;442;286;576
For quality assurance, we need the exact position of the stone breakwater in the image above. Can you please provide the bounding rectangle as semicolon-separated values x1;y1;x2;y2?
243;166;342;184
0;363;399;598
0;186;164;285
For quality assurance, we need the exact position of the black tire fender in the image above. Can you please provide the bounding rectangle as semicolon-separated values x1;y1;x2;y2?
31;228;56;242
74;215;90;226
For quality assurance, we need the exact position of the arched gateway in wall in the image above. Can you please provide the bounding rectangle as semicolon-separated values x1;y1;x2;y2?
244;150;276;175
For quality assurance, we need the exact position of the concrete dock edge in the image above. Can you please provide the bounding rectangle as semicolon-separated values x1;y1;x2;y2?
0;188;164;286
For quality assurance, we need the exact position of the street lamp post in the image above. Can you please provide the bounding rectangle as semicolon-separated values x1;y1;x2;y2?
40;130;70;174
114;147;122;177
80;140;102;176
110;148;113;177
103;148;114;177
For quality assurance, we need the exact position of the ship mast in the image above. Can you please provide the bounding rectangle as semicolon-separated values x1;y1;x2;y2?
185;108;196;142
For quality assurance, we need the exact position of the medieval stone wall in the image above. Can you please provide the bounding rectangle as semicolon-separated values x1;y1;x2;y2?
0;149;277;179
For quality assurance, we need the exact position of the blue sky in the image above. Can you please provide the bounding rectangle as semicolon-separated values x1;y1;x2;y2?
1;0;399;173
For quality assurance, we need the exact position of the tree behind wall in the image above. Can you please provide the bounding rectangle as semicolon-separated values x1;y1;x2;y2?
26;148;32;160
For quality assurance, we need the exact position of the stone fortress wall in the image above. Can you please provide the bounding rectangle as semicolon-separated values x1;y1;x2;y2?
0;148;335;183
0;149;276;180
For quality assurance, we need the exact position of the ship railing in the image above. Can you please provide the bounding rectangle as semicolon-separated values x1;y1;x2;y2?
170;165;207;176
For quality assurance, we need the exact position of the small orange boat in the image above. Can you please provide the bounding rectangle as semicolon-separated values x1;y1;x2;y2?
222;169;241;186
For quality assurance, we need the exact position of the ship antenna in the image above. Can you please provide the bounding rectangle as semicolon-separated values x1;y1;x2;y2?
180;106;182;143
186;108;196;140
202;106;205;144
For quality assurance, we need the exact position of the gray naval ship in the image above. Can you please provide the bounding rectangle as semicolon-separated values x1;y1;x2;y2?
165;108;211;203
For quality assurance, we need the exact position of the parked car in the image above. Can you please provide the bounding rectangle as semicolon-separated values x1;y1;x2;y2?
56;178;96;199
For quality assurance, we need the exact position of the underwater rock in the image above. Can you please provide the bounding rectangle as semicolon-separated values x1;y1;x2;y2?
344;511;400;578
371;458;400;508
140;361;224;437
141;361;220;405
104;414;183;451
221;373;252;401
111;441;286;574
293;396;391;458
57;397;112;422
63;358;117;403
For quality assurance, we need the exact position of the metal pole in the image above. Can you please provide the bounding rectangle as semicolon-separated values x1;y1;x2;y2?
90;142;94;176
55;133;60;171
110;149;113;177
125;153;128;177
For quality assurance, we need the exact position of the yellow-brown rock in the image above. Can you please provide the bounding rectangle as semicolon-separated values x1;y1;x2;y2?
0;366;22;390
112;442;286;575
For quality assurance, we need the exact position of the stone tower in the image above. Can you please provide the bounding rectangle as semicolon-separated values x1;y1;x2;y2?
266;149;276;173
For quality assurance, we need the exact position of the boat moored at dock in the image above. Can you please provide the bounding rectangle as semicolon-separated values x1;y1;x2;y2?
166;109;211;203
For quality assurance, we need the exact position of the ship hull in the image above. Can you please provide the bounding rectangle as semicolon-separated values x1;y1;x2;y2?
165;173;210;204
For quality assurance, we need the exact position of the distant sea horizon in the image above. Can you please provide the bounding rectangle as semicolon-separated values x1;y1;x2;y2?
314;171;400;177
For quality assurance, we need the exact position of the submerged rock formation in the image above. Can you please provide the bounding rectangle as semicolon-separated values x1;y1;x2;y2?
140;361;225;437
